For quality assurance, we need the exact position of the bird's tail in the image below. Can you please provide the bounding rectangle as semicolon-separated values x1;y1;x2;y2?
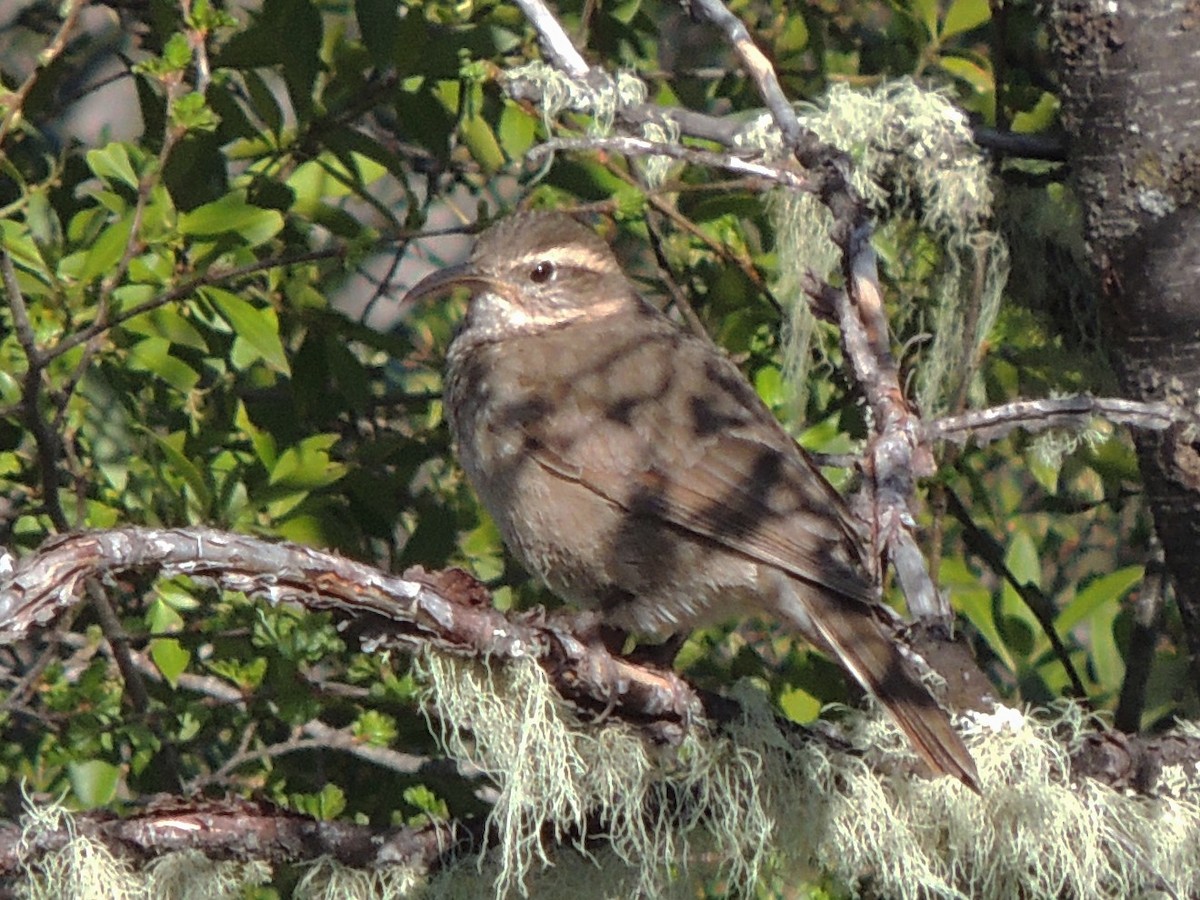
772;576;981;793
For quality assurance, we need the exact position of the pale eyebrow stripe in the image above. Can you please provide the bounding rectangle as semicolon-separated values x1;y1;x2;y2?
511;246;611;272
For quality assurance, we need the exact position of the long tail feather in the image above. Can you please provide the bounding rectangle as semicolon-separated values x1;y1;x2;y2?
772;575;981;792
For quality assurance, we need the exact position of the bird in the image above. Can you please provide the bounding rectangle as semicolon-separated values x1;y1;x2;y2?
402;210;980;791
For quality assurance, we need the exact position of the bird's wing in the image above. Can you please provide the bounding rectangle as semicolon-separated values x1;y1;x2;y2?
512;320;879;605
530;431;878;603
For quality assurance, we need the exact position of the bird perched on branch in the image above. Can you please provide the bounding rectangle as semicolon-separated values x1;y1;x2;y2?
403;210;979;791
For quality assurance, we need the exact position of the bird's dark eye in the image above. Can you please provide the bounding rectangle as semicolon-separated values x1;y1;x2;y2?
529;260;556;284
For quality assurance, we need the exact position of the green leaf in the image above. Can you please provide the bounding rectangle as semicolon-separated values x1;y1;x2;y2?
150;638;191;687
352;710;398;746
287;152;389;209
26;190;63;252
778;684;820;723
1005;528;1041;589
459;114;505;174
776;14;808;54
179;196;283;246
207;656;267;691
86;144;140;191
291;783;346;821
610;0;641;24
79;217;135;282
269;434;346;489
754;365;785;409
941;0;990;40
937;55;995;98
355;0;400;67
498;103;537;161
68;760;121;808
141;428;213;512
204;287;290;375
1089;600;1124;692
0;219;47;271
908;0;939;40
127;336;201;392
123;308;208;352
243;69;283;134
943;557;1018;672
146;597;185;632
170;91;220;133
1056;565;1143;635
1028;449;1060;494
236;401;278;468
1012;92;1061;134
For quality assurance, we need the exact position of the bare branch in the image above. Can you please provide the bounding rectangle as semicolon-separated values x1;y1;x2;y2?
1;248;67;530
926;395;1200;447
510;0;589;77
0;0;86;149
529;136;812;190
679;0;803;148
942;487;1089;700
43;247;348;363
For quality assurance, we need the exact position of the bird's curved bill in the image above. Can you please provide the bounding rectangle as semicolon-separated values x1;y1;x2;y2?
400;265;505;308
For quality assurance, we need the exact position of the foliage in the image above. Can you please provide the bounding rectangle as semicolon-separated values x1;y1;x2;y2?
0;0;1189;892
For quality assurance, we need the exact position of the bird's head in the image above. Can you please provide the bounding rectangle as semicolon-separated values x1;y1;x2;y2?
401;211;639;340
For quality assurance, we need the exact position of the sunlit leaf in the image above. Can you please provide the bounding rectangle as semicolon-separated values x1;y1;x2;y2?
1056;566;1143;635
68;760;121;808
86;144;140;191
179;196;283;246
150;638;191;687
941;0;990;40
204;287;290;374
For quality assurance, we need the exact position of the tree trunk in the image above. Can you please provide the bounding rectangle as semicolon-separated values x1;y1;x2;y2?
1049;0;1200;687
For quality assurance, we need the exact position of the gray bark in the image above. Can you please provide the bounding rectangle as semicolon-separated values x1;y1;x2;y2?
1049;0;1200;685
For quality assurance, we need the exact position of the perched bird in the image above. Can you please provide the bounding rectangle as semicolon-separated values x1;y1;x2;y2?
403;210;979;790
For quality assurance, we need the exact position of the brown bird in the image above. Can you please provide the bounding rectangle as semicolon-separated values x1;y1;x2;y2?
403;210;980;791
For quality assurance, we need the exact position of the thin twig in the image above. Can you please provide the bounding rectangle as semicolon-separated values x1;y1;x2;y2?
0;0;87;149
680;0;803;148
1115;541;1167;733
510;0;590;76
643;212;709;340
2;248;67;530
926;395;1199;446
529;136;812;190
42;246;349;363
943;487;1089;700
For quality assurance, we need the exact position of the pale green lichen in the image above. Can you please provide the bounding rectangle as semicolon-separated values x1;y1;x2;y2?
16;797;272;899
745;79;1008;418
1030;415;1111;473
145;851;271;899
418;652;1200;899
18;801;144;900
295;858;425;899
417;653;770;897
501;61;677;187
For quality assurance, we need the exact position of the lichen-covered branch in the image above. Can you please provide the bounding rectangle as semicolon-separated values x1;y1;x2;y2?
0;527;702;734
0;795;485;875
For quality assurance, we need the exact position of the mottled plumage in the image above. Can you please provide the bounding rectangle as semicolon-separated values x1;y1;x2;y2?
404;211;979;790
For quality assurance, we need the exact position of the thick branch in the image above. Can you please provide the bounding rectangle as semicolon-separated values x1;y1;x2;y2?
0;796;485;875
0;528;702;736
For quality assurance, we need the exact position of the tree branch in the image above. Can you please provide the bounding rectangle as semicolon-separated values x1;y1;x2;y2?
0;528;702;737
